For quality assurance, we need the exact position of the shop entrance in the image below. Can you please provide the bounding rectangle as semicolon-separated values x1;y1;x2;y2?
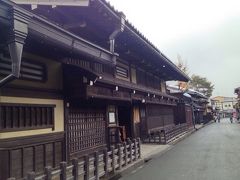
118;106;132;139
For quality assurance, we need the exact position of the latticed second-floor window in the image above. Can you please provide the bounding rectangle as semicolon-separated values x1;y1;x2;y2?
0;54;46;82
116;65;128;78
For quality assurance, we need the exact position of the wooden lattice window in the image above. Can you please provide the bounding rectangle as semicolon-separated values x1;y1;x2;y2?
103;64;114;76
93;62;103;74
136;69;146;86
0;103;55;132
116;66;128;78
67;109;106;154
0;54;46;82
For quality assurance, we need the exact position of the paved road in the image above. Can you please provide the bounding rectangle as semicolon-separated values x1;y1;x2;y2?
121;119;240;180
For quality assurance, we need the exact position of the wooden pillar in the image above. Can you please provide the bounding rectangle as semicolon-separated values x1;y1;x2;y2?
27;172;36;180
84;155;89;180
133;139;137;161
72;158;79;180
60;162;67;180
94;151;99;180
103;148;109;178
127;138;133;163
111;146;115;173
137;138;141;158
45;166;52;180
123;142;128;166
117;144;122;170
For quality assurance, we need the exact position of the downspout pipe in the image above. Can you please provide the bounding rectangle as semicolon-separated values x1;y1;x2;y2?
109;12;125;63
0;7;29;88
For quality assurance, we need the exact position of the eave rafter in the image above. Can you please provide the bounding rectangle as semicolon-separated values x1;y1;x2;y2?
1;0;117;65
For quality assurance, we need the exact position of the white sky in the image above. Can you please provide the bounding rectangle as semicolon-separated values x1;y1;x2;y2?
108;0;240;97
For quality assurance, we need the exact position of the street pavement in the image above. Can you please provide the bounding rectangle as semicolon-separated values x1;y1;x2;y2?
120;118;240;180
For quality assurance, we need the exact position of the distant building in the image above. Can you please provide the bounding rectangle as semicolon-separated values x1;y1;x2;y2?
167;85;210;125
211;96;237;116
186;89;209;124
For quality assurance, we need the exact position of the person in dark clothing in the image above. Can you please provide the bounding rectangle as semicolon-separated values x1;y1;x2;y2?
230;113;233;123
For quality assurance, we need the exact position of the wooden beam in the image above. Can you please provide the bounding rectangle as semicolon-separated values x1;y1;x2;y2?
11;0;89;7
28;16;115;65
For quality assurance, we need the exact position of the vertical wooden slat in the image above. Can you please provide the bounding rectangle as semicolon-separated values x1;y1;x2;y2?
19;106;23;128
27;171;36;180
27;107;31;127
6;106;11;128
84;155;89;180
133;139;137;161
30;107;34;127
60;162;67;180
0;104;2;130
158;131;161;144
3;106;7;129
127;139;132;163
94;151;99;180
10;106;14;128
137;138;141;158
72;158;79;180
117;144;122;170
35;145;44;173
103;148;108;178
10;149;22;178
51;107;55;130
123;142;128;166
23;147;34;177
111;146;115;174
12;106;18;128
45;166;52;180
23;107;27;127
53;142;56;168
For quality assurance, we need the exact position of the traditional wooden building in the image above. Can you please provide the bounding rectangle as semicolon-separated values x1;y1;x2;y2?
167;85;194;127
0;0;189;179
187;89;208;124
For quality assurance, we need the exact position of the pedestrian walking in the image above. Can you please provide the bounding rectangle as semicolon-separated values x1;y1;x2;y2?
214;113;217;122
217;113;220;123
230;113;233;123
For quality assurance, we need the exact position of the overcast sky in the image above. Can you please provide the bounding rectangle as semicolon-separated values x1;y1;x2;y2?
108;0;240;97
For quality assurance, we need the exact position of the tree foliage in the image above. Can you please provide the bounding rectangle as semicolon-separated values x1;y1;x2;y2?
189;74;214;98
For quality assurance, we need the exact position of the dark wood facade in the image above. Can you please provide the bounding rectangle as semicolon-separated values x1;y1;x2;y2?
167;86;194;127
174;103;193;127
187;90;208;124
0;0;189;179
0;132;64;180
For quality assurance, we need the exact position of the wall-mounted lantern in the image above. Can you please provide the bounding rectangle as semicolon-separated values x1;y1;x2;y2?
89;80;94;86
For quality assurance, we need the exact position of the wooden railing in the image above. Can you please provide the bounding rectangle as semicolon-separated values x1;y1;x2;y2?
162;123;189;144
143;123;189;144
7;138;141;180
